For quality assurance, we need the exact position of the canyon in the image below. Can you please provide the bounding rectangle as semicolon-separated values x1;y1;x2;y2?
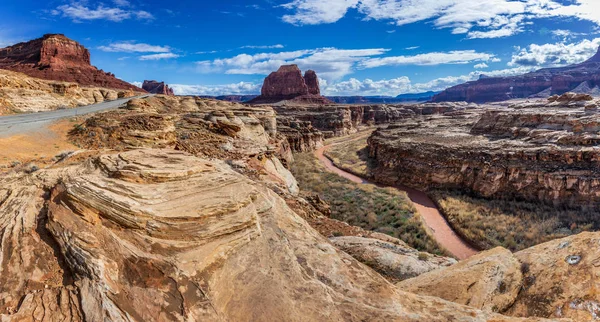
2;33;600;321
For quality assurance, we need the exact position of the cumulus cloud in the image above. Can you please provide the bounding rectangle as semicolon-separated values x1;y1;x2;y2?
98;42;171;53
139;53;181;61
509;38;600;67
196;48;389;80
321;65;540;96
196;48;499;80
280;0;600;39
360;50;496;68
169;82;262;96
51;1;153;22
474;63;489;69
240;44;285;49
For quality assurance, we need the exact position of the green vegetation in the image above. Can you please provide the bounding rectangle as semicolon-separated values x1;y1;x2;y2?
324;131;374;177
431;190;595;251
291;152;443;255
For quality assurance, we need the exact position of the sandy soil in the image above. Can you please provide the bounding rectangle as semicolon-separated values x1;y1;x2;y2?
0;119;80;169
315;143;478;260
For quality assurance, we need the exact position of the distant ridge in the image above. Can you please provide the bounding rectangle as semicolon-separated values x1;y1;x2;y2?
432;46;600;103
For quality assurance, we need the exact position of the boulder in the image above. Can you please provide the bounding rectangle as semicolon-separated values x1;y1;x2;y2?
397;247;523;313
331;236;457;282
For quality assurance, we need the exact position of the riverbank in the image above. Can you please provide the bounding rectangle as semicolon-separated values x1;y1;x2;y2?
316;135;478;260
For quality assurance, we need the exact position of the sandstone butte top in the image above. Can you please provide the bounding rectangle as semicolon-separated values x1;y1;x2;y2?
249;64;331;104
0;34;143;92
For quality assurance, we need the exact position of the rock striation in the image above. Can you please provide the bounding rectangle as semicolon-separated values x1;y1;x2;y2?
248;65;332;104
0;34;142;91
142;80;175;96
433;46;600;103
368;107;600;211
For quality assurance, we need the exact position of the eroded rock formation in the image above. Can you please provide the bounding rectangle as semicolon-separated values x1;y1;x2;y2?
433;46;600;103
0;34;142;91
142;80;175;96
248;65;331;104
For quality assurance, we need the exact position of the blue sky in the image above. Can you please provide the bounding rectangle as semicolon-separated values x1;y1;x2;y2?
1;0;600;96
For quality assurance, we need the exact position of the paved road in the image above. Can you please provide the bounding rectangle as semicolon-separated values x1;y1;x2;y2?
0;95;150;137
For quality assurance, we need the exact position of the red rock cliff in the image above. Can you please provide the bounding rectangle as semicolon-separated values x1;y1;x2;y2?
304;70;320;95
0;34;143;92
142;80;175;96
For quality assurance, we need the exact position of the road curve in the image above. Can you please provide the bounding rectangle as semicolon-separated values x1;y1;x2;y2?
0;95;151;137
315;144;478;260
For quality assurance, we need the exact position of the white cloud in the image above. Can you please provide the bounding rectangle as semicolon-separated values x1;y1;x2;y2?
474;63;489;69
139;53;181;60
405;46;420;50
52;2;154;22
240;44;285;49
509;38;600;67
169;82;262;96
98;42;171;53
280;0;600;39
360;50;495;68
113;0;131;7
196;47;389;80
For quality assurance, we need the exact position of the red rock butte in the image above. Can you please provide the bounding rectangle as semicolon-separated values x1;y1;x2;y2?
0;34;143;92
142;80;175;96
249;65;331;104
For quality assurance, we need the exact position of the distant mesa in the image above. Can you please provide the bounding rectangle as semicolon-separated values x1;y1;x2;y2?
0;34;143;92
248;65;332;104
142;80;174;96
433;45;600;103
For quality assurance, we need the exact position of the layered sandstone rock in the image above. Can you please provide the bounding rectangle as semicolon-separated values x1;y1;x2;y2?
248;65;331;104
0;34;142;91
368;108;600;210
0;69;136;114
0;148;557;322
142;80;175;96
433;46;600;103
331;236;457;282
398;247;523;312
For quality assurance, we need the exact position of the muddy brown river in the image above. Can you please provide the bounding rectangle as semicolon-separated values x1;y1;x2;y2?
315;144;478;260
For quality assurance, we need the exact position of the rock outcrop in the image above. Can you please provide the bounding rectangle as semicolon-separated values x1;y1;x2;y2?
0;69;136;114
0;147;553;322
0;34;143;91
248;65;332;104
142;80;175;96
433;46;600;103
331;236;457;282
398;247;523;313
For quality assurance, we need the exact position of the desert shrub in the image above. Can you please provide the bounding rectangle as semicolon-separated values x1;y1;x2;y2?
291;152;443;255
431;190;596;251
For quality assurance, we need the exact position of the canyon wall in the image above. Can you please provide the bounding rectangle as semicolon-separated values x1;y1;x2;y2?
368;109;600;210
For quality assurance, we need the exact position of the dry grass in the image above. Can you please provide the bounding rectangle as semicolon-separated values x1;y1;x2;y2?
323;129;375;177
431;190;595;251
291;152;443;255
